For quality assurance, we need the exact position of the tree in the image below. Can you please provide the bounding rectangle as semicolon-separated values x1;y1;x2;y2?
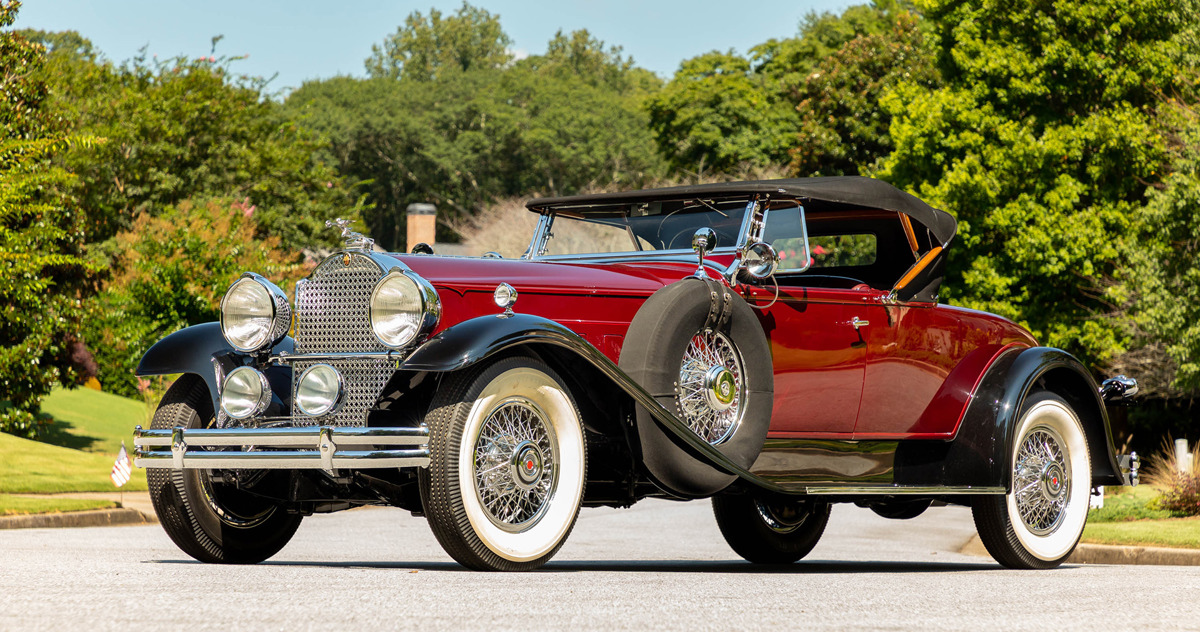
788;9;939;176
0;1;98;437
365;3;512;81
89;198;307;397
291;25;662;251
1121;102;1200;395
876;0;1198;367
34;39;356;250
648;2;912;175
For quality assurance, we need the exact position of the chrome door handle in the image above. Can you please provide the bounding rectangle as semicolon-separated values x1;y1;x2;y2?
850;317;869;330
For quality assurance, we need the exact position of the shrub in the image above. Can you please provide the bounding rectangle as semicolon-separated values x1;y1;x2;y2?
1142;437;1200;517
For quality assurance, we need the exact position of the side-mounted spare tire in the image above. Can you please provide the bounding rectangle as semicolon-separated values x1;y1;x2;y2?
618;276;773;497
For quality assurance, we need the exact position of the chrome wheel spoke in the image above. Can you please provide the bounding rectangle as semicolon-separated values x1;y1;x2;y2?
473;399;558;532
676;330;745;444
1013;426;1070;535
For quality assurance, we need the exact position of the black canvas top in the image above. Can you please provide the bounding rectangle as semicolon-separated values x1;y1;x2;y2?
527;176;957;245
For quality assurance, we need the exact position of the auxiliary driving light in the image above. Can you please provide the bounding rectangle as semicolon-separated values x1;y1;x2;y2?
220;366;272;419
296;364;345;417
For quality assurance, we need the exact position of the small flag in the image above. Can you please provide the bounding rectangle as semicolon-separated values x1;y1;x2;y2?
111;442;132;488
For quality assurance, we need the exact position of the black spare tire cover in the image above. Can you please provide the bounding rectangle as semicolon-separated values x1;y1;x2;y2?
618;277;773;497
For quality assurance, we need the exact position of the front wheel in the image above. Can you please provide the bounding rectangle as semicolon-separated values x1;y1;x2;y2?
419;356;587;571
972;391;1092;569
147;375;302;564
712;494;830;564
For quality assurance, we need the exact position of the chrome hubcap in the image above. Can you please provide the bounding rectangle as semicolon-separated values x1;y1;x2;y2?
756;500;808;534
473;399;557;533
678;330;744;444
1013;426;1070;536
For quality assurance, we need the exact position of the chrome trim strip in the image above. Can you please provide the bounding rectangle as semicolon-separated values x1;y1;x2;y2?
269;351;404;363
134;449;429;470
534;247;738;263
801;485;1006;496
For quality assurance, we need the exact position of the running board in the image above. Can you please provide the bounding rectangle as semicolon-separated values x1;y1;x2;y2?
801;485;1006;496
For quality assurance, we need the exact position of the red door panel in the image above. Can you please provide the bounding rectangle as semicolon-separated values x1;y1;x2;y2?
748;286;881;436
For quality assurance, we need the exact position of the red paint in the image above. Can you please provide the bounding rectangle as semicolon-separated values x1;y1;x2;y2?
392;253;1039;440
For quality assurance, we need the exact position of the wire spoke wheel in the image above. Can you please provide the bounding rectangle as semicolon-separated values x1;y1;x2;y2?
677;329;745;444
971;391;1091;569
1012;426;1070;535
473;398;558;533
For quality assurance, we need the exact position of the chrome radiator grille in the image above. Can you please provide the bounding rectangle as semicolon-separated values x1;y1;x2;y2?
292;253;392;427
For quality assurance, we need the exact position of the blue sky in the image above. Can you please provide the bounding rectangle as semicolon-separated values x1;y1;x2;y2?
16;0;851;92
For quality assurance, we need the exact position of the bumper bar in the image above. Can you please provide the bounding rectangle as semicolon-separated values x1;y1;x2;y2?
133;425;430;473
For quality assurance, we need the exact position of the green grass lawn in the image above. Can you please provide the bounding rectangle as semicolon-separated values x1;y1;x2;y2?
1083;518;1200;549
0;494;117;516
0;387;150;494
1082;485;1200;549
39;386;149;454
0;431;147;493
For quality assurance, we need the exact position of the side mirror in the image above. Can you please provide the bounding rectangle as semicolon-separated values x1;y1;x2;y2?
740;242;778;280
691;228;717;278
411;242;434;255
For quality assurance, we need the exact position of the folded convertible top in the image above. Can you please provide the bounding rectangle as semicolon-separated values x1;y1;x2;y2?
527;176;957;246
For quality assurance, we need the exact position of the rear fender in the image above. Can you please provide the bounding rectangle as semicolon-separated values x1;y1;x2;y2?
942;347;1124;488
136;322;294;417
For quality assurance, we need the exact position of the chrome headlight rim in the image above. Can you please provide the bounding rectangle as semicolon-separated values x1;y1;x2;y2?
368;269;441;349
220;366;272;420
219;272;292;353
295;363;346;417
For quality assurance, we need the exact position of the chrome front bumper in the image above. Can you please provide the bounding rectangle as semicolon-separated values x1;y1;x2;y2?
133;425;430;473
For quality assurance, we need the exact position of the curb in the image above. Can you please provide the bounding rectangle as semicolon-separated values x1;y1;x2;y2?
0;508;155;530
960;534;1200;566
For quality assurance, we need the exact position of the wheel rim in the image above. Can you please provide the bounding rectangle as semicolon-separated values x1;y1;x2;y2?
197;472;277;528
1013;425;1070;536
472;397;559;533
755;500;809;534
677;329;745;444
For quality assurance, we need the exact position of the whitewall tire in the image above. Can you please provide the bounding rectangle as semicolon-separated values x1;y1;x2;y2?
419;356;586;571
972;391;1091;569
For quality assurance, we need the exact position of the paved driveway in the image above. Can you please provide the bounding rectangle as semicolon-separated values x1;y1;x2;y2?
2;500;1196;630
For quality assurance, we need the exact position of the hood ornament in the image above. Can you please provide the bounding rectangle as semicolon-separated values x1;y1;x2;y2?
326;218;375;252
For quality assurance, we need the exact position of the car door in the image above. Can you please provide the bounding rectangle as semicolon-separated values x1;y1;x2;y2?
747;285;885;436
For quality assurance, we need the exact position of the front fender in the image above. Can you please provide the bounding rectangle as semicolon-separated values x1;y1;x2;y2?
943;346;1124;489
136;322;294;417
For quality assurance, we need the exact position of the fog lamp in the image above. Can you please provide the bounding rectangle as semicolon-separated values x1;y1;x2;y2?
220;367;271;419
296;364;344;417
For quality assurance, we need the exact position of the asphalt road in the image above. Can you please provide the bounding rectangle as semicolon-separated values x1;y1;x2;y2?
2;500;1197;631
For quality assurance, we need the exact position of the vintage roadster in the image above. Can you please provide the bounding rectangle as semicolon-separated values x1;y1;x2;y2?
133;177;1139;571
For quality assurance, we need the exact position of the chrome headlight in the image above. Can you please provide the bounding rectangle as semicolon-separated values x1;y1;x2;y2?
369;270;440;348
220;273;291;353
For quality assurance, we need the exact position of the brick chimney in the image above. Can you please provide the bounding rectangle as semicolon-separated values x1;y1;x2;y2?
405;203;436;252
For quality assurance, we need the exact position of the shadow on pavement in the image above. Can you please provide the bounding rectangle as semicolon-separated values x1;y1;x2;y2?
146;558;1001;574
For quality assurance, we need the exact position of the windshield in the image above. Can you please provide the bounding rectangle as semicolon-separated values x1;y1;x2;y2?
538;198;750;256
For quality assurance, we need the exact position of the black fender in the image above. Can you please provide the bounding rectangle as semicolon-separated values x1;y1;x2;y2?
136;322;294;418
403;313;795;496
935;346;1125;489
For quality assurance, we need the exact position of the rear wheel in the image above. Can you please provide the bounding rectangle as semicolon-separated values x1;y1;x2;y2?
419;356;587;571
972;391;1091;569
147;375;302;564
712;494;830;564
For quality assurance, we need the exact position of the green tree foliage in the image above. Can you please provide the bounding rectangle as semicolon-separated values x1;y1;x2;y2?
647;1;908;175
90;198;308;398
365;3;512;81
876;0;1198;366
1124;103;1200;394
788;9;939;176
0;1;98;437
33;38;355;249
291;17;662;251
